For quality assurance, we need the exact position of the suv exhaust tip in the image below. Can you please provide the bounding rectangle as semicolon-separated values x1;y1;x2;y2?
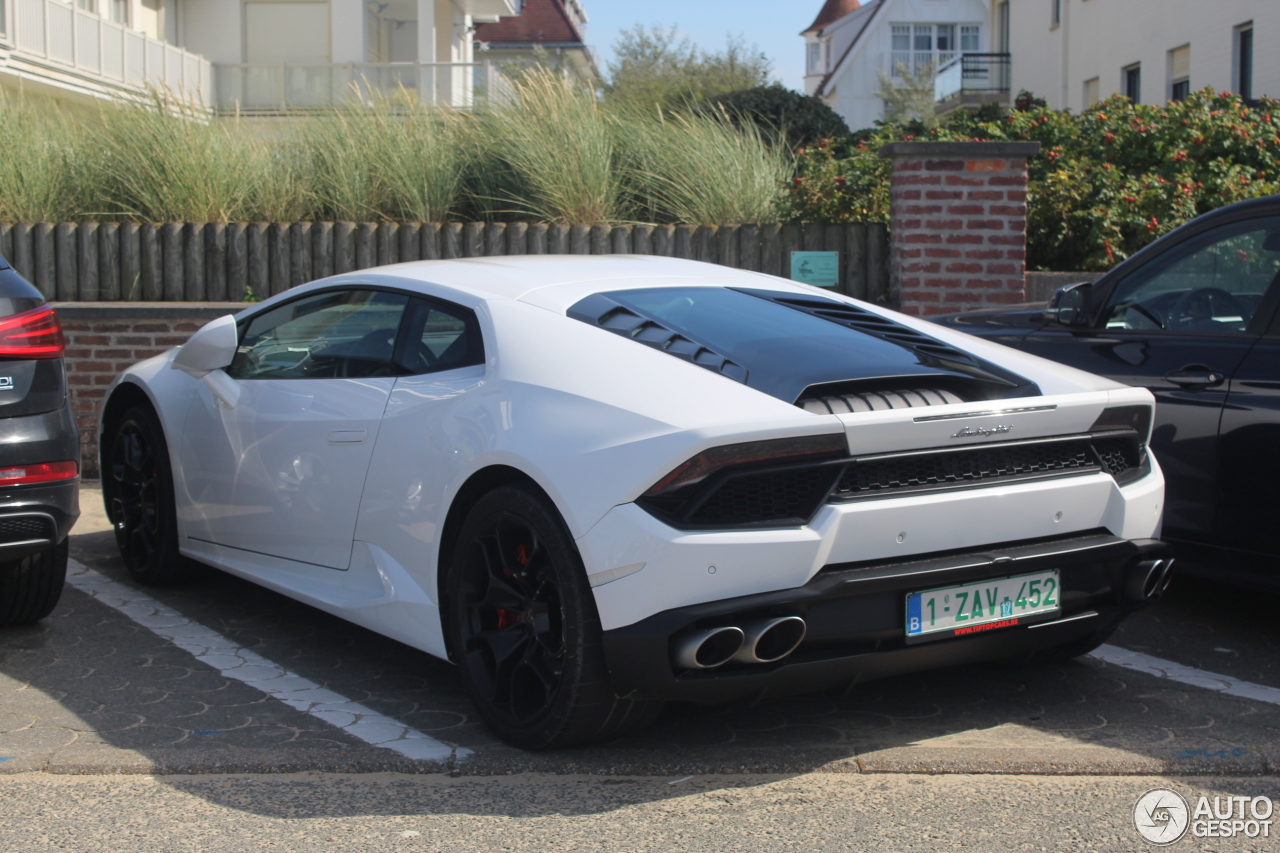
1126;559;1175;602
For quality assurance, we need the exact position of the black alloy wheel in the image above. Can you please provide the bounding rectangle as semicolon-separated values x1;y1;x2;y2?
447;485;662;749
108;406;188;585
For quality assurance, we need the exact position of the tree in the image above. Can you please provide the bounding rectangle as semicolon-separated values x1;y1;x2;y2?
604;25;772;111
703;84;850;149
876;61;939;129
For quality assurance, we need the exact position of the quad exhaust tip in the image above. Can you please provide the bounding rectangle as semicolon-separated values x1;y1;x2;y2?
673;626;745;670
674;617;808;670
732;616;808;664
1126;558;1175;602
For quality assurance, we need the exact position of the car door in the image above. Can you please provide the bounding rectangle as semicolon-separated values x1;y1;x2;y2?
1215;303;1280;560
1019;216;1280;544
177;288;410;570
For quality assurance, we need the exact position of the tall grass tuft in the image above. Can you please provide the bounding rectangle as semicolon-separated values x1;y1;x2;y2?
306;91;468;222
0;92;84;222
474;71;622;224
84;89;308;221
616;107;792;224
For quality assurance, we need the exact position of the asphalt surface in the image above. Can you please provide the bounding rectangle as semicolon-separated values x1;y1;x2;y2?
1;773;1278;852
2;482;1278;779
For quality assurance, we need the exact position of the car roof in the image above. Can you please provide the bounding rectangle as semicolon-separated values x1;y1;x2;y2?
369;255;814;310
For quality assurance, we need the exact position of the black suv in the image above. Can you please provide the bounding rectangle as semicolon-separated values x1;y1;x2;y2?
0;254;79;626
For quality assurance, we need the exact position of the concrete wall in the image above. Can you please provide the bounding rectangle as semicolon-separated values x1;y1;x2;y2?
1005;0;1277;112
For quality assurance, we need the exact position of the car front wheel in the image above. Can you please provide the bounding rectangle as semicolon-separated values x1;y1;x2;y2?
106;405;190;586
445;484;661;749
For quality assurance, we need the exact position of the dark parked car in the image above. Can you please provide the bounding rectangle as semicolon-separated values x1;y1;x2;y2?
935;195;1280;589
0;254;79;627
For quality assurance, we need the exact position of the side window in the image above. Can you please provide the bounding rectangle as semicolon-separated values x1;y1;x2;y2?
228;289;409;380
395;297;484;375
1103;218;1280;334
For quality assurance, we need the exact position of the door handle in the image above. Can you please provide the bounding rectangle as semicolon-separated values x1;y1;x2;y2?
328;429;367;445
1164;365;1225;389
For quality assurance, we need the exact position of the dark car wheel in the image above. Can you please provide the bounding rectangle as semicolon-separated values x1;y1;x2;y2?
107;406;190;586
0;538;68;627
445;485;662;749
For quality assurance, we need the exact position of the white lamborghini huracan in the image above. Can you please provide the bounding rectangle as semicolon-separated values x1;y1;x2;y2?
100;256;1171;748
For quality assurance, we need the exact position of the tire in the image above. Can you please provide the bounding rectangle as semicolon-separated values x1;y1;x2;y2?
444;484;663;749
0;538;68;627
105;405;190;586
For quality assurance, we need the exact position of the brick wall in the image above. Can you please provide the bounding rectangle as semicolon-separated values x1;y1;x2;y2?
879;142;1042;317
55;303;248;477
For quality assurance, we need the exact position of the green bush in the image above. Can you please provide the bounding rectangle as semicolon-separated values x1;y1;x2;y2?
786;88;1280;270
702;84;850;149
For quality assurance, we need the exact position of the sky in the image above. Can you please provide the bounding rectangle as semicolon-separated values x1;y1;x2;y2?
581;0;812;92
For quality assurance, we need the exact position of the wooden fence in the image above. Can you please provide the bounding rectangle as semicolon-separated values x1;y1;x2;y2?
0;222;891;304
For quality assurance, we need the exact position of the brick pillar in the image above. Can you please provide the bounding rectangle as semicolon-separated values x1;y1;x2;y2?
878;141;1040;317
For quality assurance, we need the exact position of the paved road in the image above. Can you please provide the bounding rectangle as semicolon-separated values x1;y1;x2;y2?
1;773;1278;852
3;483;1278;779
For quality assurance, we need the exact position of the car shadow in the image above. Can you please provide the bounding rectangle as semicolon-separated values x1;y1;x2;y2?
3;518;1278;819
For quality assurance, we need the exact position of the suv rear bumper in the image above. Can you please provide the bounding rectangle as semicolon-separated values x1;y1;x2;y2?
0;401;80;561
601;533;1170;702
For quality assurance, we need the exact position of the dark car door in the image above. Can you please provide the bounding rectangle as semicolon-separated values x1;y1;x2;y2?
1019;216;1280;546
1215;307;1280;560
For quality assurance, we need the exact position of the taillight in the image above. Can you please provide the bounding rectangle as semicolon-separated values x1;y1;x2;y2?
0;305;65;359
0;461;79;485
638;434;848;529
644;434;849;497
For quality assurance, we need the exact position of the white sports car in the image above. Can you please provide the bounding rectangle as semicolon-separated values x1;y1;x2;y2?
100;256;1171;749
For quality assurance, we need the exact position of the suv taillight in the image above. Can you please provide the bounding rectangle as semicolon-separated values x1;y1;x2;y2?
0;305;65;359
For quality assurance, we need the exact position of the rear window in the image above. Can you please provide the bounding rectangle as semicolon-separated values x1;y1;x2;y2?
570;287;955;403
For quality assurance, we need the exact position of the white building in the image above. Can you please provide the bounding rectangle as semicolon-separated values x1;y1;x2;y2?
995;0;1274;112
0;0;537;113
803;0;993;130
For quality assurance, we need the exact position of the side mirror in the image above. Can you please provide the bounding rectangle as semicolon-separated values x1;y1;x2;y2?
1044;281;1093;327
171;315;241;407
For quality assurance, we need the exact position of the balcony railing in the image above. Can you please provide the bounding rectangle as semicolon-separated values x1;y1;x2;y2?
213;62;515;114
934;53;1011;105
8;0;212;106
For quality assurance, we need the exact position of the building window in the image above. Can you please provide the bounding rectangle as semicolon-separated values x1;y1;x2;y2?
1051;0;1061;28
1170;45;1190;102
807;42;822;74
961;25;980;52
76;0;96;11
110;0;128;24
1083;77;1100;109
997;1;1010;52
1124;63;1141;104
890;23;976;77
1237;23;1254;101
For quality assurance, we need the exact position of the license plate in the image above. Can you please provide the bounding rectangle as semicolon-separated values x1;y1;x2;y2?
905;570;1061;644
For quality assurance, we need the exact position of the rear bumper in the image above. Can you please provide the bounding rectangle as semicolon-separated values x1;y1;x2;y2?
601;533;1170;702
0;400;81;561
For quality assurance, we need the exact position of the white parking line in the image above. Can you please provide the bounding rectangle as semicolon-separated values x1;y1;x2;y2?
65;559;466;764
1091;644;1280;706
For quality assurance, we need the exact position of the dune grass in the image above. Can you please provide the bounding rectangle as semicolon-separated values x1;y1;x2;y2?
0;75;792;226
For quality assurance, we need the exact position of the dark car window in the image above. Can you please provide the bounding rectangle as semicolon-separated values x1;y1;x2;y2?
394;297;484;375
228;289;409;380
1103;217;1280;334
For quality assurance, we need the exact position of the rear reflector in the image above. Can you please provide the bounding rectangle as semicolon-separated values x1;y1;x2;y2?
0;461;79;485
0;305;65;359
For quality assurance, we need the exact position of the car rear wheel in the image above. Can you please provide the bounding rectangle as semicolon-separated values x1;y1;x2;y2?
0;539;68;627
445;484;662;749
107;406;190;586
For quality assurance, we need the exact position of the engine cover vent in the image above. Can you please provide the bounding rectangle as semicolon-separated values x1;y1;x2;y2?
799;388;964;415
